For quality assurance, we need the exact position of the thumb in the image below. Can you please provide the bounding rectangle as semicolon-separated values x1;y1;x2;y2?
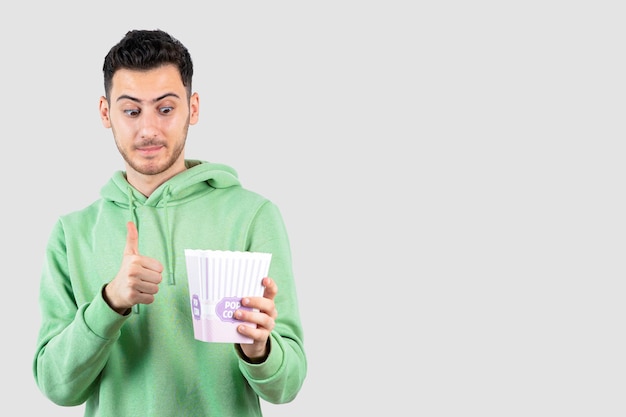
124;221;139;255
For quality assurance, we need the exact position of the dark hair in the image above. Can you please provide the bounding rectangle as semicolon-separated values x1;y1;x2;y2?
103;29;193;100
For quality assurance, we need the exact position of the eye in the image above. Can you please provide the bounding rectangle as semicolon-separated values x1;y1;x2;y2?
124;109;140;117
160;106;174;115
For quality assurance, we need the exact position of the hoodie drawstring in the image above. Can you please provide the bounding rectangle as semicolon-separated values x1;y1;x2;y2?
127;186;139;227
162;186;176;286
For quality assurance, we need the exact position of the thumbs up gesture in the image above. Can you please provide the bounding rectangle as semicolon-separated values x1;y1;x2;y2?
103;222;164;314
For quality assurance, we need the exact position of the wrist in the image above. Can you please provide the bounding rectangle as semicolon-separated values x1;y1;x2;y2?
236;339;271;364
102;285;131;315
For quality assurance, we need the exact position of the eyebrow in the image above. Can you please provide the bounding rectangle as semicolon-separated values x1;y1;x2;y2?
115;92;181;103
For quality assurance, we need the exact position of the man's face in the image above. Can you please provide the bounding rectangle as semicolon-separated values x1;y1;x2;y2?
99;64;199;179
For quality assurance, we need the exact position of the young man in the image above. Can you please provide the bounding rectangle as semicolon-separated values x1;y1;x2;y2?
33;29;306;416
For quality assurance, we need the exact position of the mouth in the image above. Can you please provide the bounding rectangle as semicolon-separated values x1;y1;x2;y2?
135;144;165;157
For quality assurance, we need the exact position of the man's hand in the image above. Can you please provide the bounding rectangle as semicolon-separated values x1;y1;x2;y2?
103;221;164;314
235;277;279;362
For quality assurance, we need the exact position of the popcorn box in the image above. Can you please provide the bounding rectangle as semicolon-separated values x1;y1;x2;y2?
184;249;272;343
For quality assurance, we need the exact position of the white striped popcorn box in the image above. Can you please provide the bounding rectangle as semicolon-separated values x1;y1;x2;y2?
184;249;272;343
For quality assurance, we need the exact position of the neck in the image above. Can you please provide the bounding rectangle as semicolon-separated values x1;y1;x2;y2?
126;161;187;197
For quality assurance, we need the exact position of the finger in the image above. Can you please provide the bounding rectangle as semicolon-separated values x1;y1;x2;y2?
236;308;275;332
137;262;164;283
240;297;277;320
262;277;278;300
124;221;139;255
134;279;161;295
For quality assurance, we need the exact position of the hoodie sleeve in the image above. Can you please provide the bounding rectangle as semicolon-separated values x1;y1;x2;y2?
235;200;308;404
33;219;128;406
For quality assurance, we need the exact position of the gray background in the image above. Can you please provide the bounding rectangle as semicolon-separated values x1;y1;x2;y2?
2;1;624;415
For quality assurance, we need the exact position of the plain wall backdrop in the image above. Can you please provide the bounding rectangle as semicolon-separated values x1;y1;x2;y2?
2;1;624;415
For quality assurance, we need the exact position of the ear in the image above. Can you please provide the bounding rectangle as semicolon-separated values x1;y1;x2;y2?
99;96;112;128
189;92;200;126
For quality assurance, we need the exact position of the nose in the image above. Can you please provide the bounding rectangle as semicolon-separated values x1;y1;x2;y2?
139;110;160;139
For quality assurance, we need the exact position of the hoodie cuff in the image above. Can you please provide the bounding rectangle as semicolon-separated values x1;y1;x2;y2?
236;333;284;380
83;284;129;339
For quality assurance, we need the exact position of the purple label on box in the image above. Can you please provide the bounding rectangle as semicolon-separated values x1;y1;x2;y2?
215;297;252;323
191;294;201;320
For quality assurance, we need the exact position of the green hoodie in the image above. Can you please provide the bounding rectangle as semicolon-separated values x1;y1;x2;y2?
33;160;307;417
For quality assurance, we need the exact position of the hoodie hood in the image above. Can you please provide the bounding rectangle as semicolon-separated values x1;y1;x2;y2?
99;160;241;312
101;159;241;208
